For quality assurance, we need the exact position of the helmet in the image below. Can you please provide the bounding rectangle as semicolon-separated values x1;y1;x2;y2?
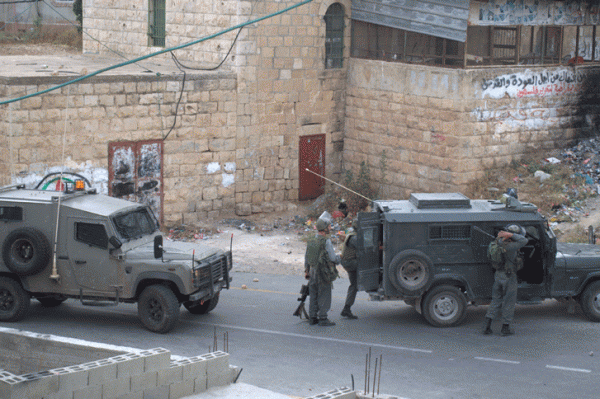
316;219;329;231
505;224;525;236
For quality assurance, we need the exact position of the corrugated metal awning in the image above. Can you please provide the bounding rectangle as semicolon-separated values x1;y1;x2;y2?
351;0;470;42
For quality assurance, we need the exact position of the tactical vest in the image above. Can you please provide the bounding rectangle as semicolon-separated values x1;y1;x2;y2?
341;232;357;261
306;235;338;284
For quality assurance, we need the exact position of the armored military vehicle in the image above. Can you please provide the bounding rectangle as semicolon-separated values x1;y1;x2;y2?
355;192;600;327
0;174;231;333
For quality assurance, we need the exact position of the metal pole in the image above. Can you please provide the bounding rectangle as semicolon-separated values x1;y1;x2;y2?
304;168;372;202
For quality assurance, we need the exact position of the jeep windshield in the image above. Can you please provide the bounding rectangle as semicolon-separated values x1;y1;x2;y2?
112;207;159;240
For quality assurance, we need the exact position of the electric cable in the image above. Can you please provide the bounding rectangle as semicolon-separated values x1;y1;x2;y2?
170;27;243;71
162;51;187;141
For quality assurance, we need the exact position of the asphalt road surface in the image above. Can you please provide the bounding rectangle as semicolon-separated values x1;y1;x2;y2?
3;271;600;399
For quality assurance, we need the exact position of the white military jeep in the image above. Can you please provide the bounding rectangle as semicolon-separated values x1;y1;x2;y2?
0;174;231;333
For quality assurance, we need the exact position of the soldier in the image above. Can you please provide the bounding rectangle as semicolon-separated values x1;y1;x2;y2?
304;218;341;326
482;224;528;336
340;219;359;319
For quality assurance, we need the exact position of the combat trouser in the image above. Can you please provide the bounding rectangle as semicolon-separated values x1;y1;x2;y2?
485;271;518;325
342;259;358;308
308;279;332;321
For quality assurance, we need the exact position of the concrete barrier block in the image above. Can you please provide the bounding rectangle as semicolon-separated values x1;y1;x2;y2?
51;365;89;392
73;383;102;399
102;376;131;399
140;348;171;372
157;364;183;386
178;357;207;381
131;371;157;393
200;351;229;376
84;358;118;386
193;373;207;394
112;354;144;379
168;378;194;399
143;384;169;399
306;387;356;399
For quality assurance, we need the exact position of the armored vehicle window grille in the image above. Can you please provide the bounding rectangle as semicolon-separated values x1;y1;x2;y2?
112;208;158;240
76;222;109;249
429;225;471;240
0;206;22;221
193;254;227;289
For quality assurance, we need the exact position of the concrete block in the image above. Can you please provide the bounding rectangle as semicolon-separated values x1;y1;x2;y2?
143;384;169;399
157;364;183;386
140;348;171;372
0;371;59;399
102;376;131;399
193;373;207;394
168;378;194;399
131;371;157;393
201;351;229;376
177;357;207;381
112;353;144;379
84;358;118;386
117;391;144;399
306;387;356;399
51;365;89;393
73;383;102;399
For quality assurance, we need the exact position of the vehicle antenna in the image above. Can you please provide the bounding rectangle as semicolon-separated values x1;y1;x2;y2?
304;168;372;202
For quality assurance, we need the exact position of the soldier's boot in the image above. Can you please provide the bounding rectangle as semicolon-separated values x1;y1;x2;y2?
318;318;336;326
309;318;318;325
482;317;493;335
341;306;358;319
501;324;514;336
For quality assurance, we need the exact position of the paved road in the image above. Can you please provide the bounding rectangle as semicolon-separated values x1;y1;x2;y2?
3;271;600;399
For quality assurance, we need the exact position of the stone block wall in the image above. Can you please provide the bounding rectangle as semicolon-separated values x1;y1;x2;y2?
345;59;592;199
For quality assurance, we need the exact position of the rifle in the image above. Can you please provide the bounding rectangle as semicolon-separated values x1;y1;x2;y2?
292;284;310;319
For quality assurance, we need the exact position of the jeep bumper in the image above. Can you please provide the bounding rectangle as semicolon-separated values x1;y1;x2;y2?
188;279;231;302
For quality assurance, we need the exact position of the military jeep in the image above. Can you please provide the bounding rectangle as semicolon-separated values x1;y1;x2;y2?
356;192;600;327
0;174;231;333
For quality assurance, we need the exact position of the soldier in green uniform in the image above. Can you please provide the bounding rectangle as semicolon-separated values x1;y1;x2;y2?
304;218;341;326
482;224;528;336
340;219;359;319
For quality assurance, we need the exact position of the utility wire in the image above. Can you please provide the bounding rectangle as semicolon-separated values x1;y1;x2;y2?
0;0;312;105
170;27;243;71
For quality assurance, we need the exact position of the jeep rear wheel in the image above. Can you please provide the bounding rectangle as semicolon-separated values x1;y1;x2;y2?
422;285;467;327
138;285;180;333
2;228;51;276
184;293;220;315
580;281;600;322
389;250;433;294
0;277;30;322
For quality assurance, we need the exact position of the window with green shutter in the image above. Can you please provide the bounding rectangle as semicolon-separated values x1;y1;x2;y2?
324;3;344;69
148;0;166;47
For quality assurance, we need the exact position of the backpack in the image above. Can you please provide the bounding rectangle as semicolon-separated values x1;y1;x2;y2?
487;239;506;269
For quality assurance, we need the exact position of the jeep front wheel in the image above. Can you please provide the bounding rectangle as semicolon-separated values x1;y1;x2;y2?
580;281;600;322
389;250;433;294
138;285;180;333
0;277;30;322
422;285;467;327
184;293;220;315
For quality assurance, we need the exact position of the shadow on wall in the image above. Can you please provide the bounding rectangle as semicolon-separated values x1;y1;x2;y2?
577;70;600;137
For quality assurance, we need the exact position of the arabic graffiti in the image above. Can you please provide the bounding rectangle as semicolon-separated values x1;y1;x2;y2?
481;69;586;99
476;0;599;26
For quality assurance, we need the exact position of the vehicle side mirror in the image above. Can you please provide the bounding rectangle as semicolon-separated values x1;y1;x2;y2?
154;235;163;259
109;236;122;249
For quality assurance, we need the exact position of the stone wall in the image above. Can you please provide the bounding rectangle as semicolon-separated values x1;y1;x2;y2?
345;59;591;199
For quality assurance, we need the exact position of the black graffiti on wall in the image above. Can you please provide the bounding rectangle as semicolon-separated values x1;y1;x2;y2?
481;70;586;91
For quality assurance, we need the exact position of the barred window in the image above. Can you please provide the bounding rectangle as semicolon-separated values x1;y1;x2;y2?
429;225;471;240
0;206;22;221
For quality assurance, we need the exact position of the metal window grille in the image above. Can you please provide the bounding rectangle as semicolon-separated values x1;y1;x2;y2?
325;3;344;69
429;225;471;240
148;0;166;47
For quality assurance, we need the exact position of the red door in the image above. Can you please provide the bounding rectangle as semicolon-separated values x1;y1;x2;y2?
108;140;164;223
299;134;325;201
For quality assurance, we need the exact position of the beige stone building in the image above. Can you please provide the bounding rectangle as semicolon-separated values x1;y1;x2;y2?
1;0;599;226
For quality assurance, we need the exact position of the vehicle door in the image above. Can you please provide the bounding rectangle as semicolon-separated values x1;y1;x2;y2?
356;212;381;292
66;217;121;296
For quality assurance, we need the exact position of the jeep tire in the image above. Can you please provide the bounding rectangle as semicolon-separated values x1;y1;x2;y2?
422;285;467;327
2;227;51;276
184;292;220;315
0;277;30;322
138;285;180;334
389;250;433;294
580;281;600;322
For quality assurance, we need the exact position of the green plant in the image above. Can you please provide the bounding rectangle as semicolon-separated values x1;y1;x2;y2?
73;0;83;33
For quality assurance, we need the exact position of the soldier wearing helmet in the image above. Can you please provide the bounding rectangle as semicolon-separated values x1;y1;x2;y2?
482;224;528;336
304;214;341;326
